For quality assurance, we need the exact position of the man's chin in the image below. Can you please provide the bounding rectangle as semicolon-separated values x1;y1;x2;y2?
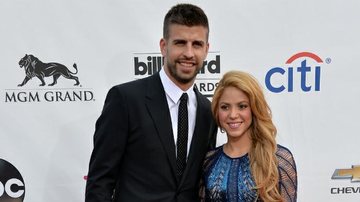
177;74;196;84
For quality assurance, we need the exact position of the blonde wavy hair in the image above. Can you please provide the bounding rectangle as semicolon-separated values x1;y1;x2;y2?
211;70;283;201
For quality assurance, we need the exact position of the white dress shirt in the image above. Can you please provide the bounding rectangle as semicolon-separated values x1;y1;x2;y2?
159;69;197;158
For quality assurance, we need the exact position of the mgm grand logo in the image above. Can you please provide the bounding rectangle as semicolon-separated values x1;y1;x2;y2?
17;54;80;87
4;54;94;103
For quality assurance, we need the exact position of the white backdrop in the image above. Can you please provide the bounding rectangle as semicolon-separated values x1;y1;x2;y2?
1;0;360;201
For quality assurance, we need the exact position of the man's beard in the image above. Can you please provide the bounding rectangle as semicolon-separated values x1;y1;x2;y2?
167;60;202;84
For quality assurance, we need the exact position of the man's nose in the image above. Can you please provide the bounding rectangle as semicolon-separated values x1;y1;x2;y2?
183;44;195;58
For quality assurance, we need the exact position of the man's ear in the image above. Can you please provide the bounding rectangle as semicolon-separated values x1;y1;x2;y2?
205;42;210;57
160;38;166;56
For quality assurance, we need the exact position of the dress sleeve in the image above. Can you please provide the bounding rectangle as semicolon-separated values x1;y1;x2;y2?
276;145;298;202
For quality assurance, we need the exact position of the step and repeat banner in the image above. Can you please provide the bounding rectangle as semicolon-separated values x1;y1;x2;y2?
1;0;359;201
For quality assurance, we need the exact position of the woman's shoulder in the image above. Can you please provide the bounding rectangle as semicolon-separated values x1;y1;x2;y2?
205;145;223;159
203;145;223;168
276;144;297;170
276;144;294;156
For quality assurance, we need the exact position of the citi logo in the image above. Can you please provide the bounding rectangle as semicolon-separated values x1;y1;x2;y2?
18;54;80;87
133;52;220;76
265;52;330;93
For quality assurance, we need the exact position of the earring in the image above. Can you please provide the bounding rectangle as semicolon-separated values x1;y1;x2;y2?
220;128;225;133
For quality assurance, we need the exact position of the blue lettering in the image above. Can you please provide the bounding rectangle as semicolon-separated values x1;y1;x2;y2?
265;59;321;93
298;60;312;91
315;66;321;91
265;67;285;93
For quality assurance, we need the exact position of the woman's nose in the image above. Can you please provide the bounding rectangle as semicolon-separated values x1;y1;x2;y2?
229;109;239;118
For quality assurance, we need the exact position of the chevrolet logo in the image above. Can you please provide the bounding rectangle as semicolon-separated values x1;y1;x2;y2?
332;165;360;182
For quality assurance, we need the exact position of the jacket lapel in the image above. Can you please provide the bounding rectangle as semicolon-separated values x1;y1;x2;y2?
145;74;177;180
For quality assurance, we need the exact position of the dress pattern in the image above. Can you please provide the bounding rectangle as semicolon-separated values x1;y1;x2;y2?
201;144;297;202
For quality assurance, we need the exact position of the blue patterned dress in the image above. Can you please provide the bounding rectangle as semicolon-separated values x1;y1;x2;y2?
201;144;297;202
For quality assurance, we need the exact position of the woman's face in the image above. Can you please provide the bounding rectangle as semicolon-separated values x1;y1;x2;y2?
217;86;252;141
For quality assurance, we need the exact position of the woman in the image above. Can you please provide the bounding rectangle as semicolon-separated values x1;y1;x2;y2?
201;70;297;201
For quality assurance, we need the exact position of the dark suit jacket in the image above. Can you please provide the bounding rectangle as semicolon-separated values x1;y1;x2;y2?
85;73;217;202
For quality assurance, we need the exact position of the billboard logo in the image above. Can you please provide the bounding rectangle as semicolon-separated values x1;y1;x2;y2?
134;55;163;76
0;159;25;201
133;52;221;97
332;165;360;182
265;52;329;93
18;54;80;87
133;53;220;76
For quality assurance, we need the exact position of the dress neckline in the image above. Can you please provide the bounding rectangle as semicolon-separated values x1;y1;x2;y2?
220;145;249;160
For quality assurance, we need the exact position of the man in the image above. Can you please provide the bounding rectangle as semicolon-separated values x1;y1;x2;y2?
85;3;217;202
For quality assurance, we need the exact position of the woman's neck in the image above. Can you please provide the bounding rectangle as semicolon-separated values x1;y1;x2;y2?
223;134;252;158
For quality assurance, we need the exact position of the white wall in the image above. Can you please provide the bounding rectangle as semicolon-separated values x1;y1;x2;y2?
1;0;359;201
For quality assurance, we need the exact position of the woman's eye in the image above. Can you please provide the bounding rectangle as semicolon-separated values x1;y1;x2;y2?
220;105;228;110
239;104;248;109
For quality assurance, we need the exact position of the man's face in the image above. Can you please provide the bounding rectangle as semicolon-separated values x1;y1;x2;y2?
160;24;209;88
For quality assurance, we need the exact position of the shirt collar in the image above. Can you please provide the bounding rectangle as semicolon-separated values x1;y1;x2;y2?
159;68;196;104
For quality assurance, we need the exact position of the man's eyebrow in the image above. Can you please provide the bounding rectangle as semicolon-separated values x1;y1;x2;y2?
193;40;205;45
173;39;186;42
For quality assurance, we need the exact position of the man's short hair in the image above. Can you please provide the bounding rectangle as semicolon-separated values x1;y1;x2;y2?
163;3;209;40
